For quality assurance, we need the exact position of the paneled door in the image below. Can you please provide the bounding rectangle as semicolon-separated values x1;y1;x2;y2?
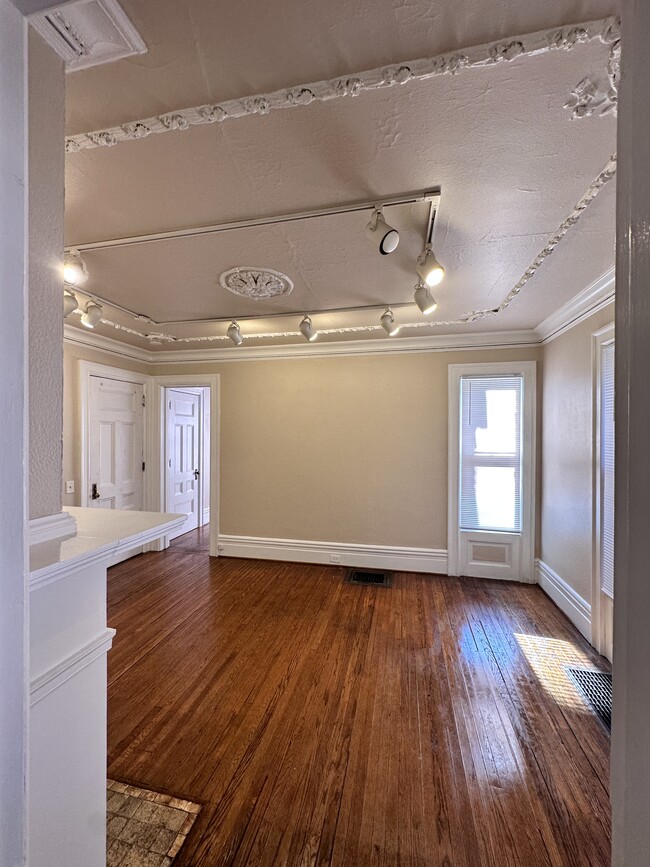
165;389;201;540
87;376;144;510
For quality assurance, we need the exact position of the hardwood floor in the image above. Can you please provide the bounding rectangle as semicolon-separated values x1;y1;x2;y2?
107;543;611;866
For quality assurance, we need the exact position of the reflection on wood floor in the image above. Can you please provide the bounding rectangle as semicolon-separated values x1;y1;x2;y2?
107;536;611;867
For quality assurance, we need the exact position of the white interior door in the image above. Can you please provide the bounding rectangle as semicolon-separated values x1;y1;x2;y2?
88;376;144;510
166;389;201;539
448;363;536;582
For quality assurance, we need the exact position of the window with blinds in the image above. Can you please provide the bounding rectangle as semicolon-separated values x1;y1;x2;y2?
600;342;615;599
459;375;523;533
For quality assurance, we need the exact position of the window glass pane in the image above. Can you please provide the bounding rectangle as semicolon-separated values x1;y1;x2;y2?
459;374;523;532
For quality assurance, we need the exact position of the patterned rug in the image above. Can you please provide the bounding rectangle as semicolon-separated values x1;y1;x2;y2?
107;779;201;866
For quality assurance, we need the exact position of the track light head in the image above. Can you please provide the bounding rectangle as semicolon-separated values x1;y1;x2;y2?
380;308;400;336
63;289;78;318
80;301;102;329
365;207;400;255
414;282;438;315
299;315;317;342
227;321;243;346
416;245;444;287
63;249;89;287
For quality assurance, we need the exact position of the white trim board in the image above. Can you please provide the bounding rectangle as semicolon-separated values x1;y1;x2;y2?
29;511;77;546
30;628;116;707
536;559;592;642
535;268;615;344
218;534;448;574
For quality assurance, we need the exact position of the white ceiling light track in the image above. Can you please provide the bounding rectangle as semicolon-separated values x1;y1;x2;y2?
64;17;620;154
64;154;616;346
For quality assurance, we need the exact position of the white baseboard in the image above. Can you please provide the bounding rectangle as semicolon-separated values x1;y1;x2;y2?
536;558;591;641
218;534;448;574
29;511;77;546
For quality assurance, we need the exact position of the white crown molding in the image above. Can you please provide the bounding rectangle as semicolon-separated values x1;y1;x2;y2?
64;322;539;364
218;534;448;575
535;268;615;343
64;322;152;362
536;559;591;641
64;16;620;153
30;0;146;72
30;628;116;707
29;510;77;546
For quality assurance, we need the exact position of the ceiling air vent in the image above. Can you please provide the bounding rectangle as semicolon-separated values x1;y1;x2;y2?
30;0;147;72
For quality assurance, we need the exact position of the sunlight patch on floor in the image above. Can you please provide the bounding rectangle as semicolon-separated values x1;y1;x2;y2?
514;633;596;710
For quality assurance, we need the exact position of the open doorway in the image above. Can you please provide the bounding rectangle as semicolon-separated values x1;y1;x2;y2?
164;385;211;546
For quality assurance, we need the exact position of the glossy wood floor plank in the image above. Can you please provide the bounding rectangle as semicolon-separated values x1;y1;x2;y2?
107;545;611;867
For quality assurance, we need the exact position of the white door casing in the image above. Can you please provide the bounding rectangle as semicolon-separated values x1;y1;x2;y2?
165;389;201;539
87;376;144;510
448;361;537;582
593;323;615;661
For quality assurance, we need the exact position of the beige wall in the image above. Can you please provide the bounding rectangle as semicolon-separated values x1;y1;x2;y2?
63;340;541;548
28;30;64;519
540;302;615;603
152;346;542;549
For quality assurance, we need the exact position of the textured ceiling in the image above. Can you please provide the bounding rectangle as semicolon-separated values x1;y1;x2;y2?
62;0;620;350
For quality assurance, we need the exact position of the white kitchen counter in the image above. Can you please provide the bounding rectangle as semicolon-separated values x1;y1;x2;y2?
29;506;186;584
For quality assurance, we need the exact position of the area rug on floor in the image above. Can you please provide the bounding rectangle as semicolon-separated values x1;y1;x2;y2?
107;779;201;867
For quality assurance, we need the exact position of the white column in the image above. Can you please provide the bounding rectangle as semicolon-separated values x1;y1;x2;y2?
612;0;650;863
0;4;28;865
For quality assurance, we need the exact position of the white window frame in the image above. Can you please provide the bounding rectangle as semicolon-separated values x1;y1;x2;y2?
447;360;537;581
592;322;615;659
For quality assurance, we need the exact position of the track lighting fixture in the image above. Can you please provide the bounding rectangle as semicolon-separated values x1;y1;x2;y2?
80;301;102;329
414;282;438;315
299;315;317;342
416;245;444;287
63;289;78;318
380;308;399;336
63;249;89;286
227;321;243;346
365;207;400;255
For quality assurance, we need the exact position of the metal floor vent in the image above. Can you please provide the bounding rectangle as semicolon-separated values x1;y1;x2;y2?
347;568;392;587
566;667;612;731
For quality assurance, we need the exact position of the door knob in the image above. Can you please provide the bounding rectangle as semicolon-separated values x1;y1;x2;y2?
91;482;100;500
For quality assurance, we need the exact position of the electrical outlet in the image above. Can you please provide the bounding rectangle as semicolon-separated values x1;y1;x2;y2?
65;480;75;494
217;543;224;552
329;553;341;563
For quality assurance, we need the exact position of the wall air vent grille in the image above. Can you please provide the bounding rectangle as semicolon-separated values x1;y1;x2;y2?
29;0;147;72
565;667;612;731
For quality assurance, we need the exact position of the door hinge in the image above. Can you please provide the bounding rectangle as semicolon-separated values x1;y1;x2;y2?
142;461;145;472
142;393;146;407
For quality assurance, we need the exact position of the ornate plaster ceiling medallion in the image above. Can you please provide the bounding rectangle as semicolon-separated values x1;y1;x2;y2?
219;267;294;301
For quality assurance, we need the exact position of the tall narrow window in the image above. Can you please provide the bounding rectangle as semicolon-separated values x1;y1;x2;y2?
459;375;523;533
600;343;615;598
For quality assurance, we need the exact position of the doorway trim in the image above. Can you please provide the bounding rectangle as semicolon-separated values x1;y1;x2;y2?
78;360;151;509
592;321;615;658
150;374;220;557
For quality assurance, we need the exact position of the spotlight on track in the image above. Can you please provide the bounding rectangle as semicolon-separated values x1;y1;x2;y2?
365;207;400;255
63;249;89;286
299;315;317;342
416;245;444;287
80;301;102;329
227;321;243;346
380;307;400;336
63;289;78;318
414;281;438;315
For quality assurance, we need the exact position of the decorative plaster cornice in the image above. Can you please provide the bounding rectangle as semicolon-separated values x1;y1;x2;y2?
535;267;615;342
565;17;620;118
64;16;620;153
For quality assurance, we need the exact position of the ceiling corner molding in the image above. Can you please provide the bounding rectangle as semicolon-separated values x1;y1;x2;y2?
64;16;619;153
63;323;153;363
535;267;615;343
30;0;146;72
